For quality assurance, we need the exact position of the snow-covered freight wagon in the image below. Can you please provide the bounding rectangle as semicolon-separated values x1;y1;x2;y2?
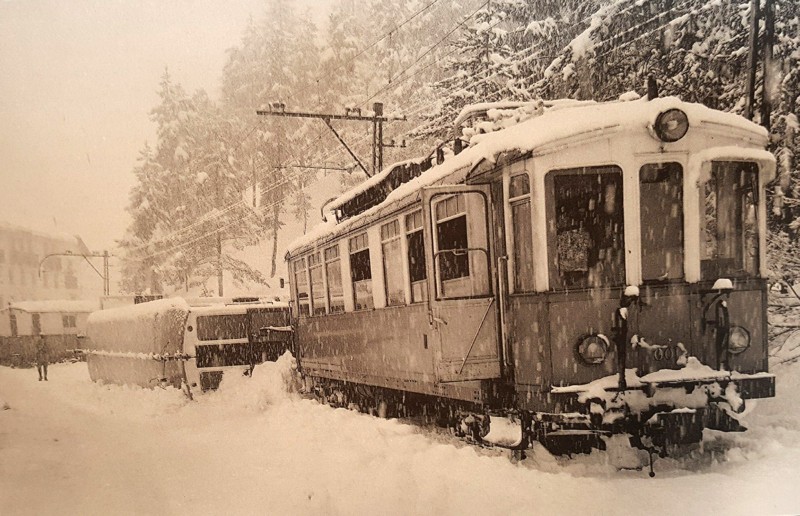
286;93;776;473
85;298;190;389
84;298;291;392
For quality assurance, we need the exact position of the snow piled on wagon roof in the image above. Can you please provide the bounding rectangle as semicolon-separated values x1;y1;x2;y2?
287;97;766;255
87;297;189;325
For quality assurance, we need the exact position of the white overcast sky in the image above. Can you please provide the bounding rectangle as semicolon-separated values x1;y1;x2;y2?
0;0;329;252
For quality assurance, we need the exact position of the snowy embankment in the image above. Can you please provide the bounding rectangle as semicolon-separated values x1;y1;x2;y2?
1;353;799;515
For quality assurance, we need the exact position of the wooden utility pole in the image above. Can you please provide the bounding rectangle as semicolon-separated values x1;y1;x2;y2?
745;0;761;121
761;0;774;131
216;167;223;297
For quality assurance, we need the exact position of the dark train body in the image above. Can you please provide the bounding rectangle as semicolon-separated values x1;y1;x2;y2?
285;97;776;458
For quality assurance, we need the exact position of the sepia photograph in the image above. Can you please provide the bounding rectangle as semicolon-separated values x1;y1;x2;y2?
1;0;799;514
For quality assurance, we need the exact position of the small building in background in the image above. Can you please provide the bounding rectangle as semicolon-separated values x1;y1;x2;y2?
0;299;99;366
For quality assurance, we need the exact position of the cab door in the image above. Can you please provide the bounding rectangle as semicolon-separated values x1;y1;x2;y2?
422;184;501;382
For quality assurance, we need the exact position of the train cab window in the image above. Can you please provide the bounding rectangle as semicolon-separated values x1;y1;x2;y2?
405;210;427;303
349;233;374;310
549;166;625;289
433;192;491;298
510;173;534;292
293;257;310;316
701;161;759;279
381;220;405;306
324;245;345;313
640;162;684;281
308;253;325;315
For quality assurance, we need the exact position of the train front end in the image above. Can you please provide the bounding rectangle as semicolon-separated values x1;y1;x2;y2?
520;98;777;457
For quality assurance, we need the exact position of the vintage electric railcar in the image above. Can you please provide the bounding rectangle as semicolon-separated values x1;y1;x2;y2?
285;96;776;460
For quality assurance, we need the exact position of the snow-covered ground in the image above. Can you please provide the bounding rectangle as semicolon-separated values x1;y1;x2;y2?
1;354;799;516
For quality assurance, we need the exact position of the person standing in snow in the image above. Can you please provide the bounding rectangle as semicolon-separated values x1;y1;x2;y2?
35;332;49;381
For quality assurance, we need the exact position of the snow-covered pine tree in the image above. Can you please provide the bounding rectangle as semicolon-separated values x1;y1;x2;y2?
411;0;519;142
221;0;321;278
120;70;267;295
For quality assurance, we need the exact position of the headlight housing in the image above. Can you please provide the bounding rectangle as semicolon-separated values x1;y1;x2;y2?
728;326;751;355
576;334;609;365
654;109;689;142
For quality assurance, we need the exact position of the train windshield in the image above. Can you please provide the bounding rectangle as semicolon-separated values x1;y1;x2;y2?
549;166;625;289
701;161;759;279
640;162;684;281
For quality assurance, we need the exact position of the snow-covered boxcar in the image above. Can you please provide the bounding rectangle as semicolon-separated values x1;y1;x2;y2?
286;95;776;464
84;297;291;392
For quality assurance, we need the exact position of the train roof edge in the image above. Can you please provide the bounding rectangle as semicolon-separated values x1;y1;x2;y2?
287;96;771;258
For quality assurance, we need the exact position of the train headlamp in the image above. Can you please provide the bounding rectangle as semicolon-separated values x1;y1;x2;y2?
728;326;751;355
654;109;689;142
577;335;609;365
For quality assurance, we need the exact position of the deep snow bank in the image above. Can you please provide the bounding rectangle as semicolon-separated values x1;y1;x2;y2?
2;355;799;515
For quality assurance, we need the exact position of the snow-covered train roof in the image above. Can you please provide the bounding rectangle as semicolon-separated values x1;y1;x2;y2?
287;97;769;257
189;301;289;316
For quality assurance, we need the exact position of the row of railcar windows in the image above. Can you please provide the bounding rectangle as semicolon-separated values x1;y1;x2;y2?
293;160;758;314
293;209;430;316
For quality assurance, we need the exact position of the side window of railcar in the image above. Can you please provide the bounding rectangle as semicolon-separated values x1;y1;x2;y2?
324;245;345;313
405;210;427;303
433;192;491;298
349;233;374;310
640;163;684;281
549;166;625;289
510;173;534;292
308;253;325;316
196;314;248;341
381;220;405;306
293;257;310;316
701;161;759;279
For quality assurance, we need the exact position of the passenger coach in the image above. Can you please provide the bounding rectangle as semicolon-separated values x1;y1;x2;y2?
285;95;776;465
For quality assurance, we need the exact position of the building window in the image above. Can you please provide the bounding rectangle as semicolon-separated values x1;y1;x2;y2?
549;166;625;289
308;253;326;316
701;161;759;279
510;173;534;292
349;233;373;310
324;245;344;313
62;314;77;328
64;271;78;290
405;210;427;303
381;220;405;306
640;162;684;281
293;257;310;316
